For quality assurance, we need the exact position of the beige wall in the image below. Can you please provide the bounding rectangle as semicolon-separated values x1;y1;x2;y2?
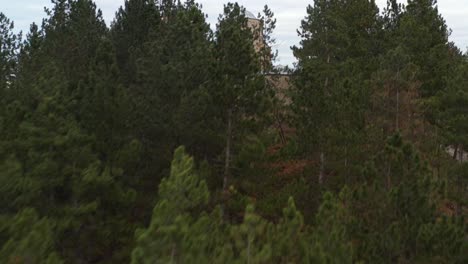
266;74;292;105
247;18;264;53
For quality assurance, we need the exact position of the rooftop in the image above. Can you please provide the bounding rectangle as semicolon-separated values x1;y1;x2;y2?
245;10;258;20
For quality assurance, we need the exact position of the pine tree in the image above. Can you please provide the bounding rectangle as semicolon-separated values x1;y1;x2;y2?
306;190;353;264
14;23;44;111
270;197;305;263
132;146;210;264
1;1;467;263
42;0;106;91
0;3;138;261
0;66;78;214
110;0;160;84
0;12;20;114
371;45;418;136
416;216;466;263
60;37;136;264
398;0;450;98
0;12;19;90
433;53;468;216
257;5;277;74
126;0;216;184
348;135;463;263
230;204;272;264
292;0;380;184
182;208;233;263
80;37;131;170
255;5;287;145
213;3;266;190
434;54;468;156
0;208;62;263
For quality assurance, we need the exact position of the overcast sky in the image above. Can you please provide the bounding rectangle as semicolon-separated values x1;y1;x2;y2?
3;0;468;66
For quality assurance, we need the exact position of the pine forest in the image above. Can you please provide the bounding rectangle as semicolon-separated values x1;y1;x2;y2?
0;0;467;263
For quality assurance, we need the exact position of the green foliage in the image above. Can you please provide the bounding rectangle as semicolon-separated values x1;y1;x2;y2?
270;197;305;262
257;5;277;73
125;0;219;188
0;12;19;93
213;2;270;191
372;45;418;135
307;190;353;264
159;147;209;211
292;0;380;183
348;135;467;263
111;0;160;84
416;217;466;263
131;146;210;264
399;0;450;98
433;55;468;146
227;205;272;264
0;209;62;264
1;1;467;263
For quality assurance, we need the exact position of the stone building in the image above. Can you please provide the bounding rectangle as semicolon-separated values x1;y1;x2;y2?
246;10;293;142
245;10;264;53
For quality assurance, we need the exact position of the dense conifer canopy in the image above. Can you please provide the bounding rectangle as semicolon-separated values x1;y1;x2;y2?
0;0;466;263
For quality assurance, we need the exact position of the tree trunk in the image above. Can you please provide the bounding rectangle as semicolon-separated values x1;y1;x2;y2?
386;161;392;190
319;152;325;185
453;144;458;160
324;54;330;89
274;109;286;144
436;143;441;180
344;145;348;183
319;32;330;186
247;238;251;264
395;69;401;131
324;28;330;90
223;108;233;191
459;145;464;163
396;86;400;131
170;243;176;264
456;146;464;215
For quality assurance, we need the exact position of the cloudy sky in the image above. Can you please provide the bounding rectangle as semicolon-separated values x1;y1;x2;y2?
3;0;468;65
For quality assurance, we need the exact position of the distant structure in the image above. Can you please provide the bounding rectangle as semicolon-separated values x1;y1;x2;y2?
446;146;468;163
245;10;264;53
245;9;292;100
246;9;293;142
245;10;256;19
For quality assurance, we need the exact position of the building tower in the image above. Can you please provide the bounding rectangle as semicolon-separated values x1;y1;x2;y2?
245;10;264;53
